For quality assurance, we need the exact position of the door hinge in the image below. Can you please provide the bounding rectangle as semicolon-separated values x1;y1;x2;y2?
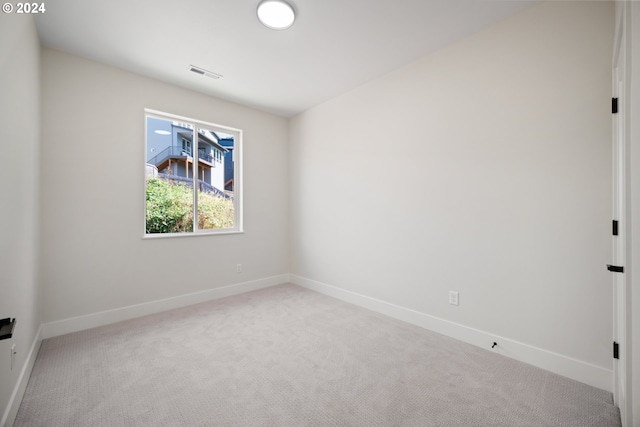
613;220;619;236
613;342;619;359
612;97;619;114
607;264;624;273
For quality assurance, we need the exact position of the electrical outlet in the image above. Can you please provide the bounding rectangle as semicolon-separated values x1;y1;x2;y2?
449;291;459;306
236;263;242;273
10;344;16;370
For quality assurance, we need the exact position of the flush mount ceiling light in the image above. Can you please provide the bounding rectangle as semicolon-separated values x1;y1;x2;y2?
257;0;295;30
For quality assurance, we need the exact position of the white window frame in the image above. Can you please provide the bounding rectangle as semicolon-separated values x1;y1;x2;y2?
143;108;243;238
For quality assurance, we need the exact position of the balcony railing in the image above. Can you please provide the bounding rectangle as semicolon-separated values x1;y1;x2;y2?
157;173;231;199
147;146;214;167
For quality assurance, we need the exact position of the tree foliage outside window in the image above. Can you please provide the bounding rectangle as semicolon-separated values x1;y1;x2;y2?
145;178;234;233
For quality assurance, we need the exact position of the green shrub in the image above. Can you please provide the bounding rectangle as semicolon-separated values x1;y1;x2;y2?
145;178;234;233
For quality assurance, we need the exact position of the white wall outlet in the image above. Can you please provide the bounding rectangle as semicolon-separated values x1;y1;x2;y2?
236;263;242;273
449;291;459;306
10;344;16;370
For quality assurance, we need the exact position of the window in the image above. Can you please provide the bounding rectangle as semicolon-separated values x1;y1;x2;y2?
144;109;242;236
181;137;191;154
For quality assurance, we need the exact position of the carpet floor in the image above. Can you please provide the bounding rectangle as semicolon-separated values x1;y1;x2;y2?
15;284;621;426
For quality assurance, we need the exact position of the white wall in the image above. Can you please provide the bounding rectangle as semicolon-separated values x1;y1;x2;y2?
0;14;42;427
290;0;613;377
40;49;289;323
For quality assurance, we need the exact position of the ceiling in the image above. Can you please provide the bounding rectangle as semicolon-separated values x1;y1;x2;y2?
34;0;536;117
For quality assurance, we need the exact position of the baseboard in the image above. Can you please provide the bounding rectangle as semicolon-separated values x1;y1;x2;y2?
42;274;290;339
1;325;42;427
36;272;613;393
290;274;613;393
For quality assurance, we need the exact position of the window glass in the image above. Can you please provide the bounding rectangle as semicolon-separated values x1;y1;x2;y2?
145;111;241;236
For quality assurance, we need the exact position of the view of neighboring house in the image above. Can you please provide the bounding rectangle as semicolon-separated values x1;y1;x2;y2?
218;136;235;193
146;117;235;198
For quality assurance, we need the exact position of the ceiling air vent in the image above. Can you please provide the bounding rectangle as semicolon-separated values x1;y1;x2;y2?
188;65;222;80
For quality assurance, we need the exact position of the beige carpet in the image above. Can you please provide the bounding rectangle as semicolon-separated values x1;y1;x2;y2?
15;284;620;426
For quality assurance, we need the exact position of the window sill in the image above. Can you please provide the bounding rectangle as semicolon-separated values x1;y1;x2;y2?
142;230;244;240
